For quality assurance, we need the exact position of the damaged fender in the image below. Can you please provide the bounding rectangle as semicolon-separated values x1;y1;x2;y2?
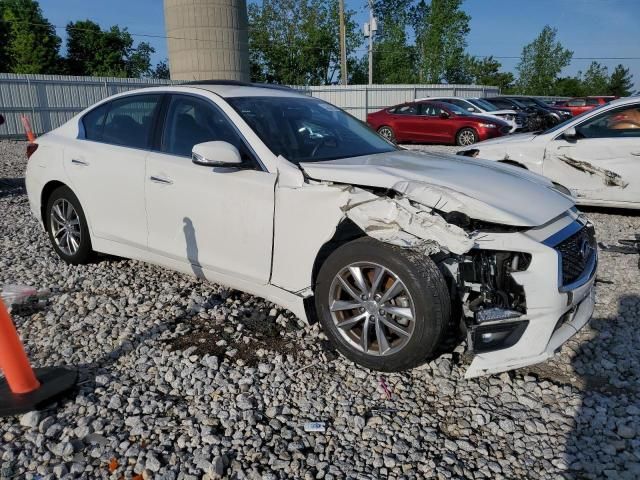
342;196;474;255
269;157;474;296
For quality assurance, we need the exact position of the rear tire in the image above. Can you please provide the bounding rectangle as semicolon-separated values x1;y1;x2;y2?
315;237;450;372
377;126;396;143
456;128;478;146
45;186;94;265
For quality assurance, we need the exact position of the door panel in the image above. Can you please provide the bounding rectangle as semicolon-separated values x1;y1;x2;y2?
145;154;276;283
64;142;148;247
544;137;640;203
145;93;276;284
64;94;162;248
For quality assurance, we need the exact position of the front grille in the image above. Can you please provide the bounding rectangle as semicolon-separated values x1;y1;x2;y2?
499;126;511;135
555;226;596;285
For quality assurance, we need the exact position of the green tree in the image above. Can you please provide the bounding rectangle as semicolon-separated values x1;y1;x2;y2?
65;20;154;77
371;1;418;84
465;56;515;91
249;0;360;85
0;0;61;74
608;64;634;96
126;41;154;78
582;61;609;95
516;26;573;95
151;59;171;80
415;0;470;83
554;76;585;97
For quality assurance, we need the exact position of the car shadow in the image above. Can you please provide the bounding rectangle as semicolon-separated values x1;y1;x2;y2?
0;177;25;198
561;293;640;478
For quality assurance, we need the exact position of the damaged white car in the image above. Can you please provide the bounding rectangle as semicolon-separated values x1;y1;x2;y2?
25;82;597;378
459;97;640;208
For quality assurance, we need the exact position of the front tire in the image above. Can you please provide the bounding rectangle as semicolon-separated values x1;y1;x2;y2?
315;237;450;372
45;186;94;265
456;128;478;146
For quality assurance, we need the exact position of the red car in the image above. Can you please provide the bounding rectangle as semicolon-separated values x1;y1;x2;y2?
366;101;511;146
557;96;617;116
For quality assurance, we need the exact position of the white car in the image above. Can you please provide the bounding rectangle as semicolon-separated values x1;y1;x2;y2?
25;82;597;378
417;96;524;132
459;97;640;208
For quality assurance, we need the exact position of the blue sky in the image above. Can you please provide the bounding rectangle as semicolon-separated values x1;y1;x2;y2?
39;0;639;89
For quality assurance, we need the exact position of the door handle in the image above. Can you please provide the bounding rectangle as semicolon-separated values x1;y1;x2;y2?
632;152;640;156
71;158;89;166
150;175;173;185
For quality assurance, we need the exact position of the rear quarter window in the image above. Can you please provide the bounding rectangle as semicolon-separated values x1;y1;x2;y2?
82;103;109;141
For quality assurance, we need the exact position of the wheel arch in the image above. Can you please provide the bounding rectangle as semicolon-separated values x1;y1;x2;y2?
40;180;68;225
304;219;367;323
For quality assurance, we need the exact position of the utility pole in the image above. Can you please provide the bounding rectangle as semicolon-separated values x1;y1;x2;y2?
365;0;376;85
339;0;348;85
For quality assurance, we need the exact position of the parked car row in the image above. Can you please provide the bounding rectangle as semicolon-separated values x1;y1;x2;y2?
554;96;618;116
366;95;580;146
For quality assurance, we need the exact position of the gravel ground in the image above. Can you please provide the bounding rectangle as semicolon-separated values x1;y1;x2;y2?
1;139;639;479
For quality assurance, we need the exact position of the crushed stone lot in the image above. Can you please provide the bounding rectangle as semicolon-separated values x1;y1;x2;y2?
1;139;639;479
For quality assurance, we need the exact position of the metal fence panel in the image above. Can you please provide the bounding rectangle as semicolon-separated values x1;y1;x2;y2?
0;73;500;137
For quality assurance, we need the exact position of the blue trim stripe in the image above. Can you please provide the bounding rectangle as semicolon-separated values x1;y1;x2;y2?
542;221;583;247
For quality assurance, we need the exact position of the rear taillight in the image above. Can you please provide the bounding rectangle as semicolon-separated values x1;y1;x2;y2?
26;143;38;159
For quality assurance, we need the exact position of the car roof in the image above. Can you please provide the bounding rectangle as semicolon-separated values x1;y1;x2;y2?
604;96;640;107
185;82;306;98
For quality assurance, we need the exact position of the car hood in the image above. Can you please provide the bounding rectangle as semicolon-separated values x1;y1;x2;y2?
473;132;538;147
300;150;573;227
487;109;518;116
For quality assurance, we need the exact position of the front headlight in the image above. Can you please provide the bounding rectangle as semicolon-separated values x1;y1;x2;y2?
479;123;497;128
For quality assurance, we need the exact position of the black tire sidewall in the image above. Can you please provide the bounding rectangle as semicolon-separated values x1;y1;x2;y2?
456;127;478;146
315;238;449;372
45;186;93;265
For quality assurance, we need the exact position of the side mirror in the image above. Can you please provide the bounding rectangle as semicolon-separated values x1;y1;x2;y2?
0;114;4;126
563;127;578;141
439;111;450;119
192;141;242;167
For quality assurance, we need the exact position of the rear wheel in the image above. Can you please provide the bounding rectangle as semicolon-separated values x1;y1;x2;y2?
377;126;396;143
456;128;478;146
45;186;94;265
315;237;450;372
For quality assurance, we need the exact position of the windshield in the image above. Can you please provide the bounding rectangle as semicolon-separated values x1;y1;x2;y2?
468;98;497;111
227;96;397;164
542;104;607;135
445;103;472;116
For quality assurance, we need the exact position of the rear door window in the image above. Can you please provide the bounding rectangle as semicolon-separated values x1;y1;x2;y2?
393;104;418;115
100;95;162;149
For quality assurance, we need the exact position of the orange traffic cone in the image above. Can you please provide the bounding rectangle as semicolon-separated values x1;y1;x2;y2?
20;115;36;143
0;299;77;416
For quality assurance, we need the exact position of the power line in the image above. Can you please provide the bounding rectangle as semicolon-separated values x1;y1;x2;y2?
1;19;640;61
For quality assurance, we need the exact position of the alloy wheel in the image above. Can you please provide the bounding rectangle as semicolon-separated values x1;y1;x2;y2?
328;262;416;356
458;130;476;146
50;198;82;256
378;127;394;141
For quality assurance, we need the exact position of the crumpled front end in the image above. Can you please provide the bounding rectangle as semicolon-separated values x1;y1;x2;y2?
455;209;597;378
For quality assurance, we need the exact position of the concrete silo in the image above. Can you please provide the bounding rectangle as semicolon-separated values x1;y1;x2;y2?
163;0;250;81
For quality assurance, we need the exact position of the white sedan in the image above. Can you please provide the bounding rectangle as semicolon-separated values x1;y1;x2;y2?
459;97;640;208
25;82;596;377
